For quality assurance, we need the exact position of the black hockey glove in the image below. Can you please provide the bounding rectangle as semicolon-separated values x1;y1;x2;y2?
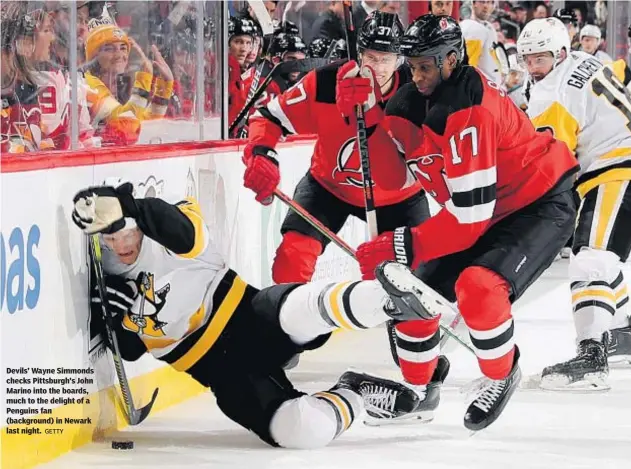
72;182;137;234
91;274;140;319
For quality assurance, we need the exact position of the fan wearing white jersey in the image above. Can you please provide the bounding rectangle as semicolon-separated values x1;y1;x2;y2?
459;0;502;84
70;180;448;446
518;18;631;391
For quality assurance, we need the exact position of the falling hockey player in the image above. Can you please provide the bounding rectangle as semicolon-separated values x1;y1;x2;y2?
71;180;449;447
518;18;631;390
351;15;580;430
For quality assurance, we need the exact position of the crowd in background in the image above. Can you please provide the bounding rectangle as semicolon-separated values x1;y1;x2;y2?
1;1;629;154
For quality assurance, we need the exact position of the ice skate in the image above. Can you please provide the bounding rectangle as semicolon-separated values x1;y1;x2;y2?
336;355;450;426
464;347;522;432
540;338;609;391
607;326;631;366
375;261;453;321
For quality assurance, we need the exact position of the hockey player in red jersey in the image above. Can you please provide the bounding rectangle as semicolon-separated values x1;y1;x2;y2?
354;15;580;431
239;32;309;132
228;16;259;133
242;11;429;284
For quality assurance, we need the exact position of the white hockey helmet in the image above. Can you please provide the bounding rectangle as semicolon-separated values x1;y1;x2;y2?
580;24;602;41
517;17;571;65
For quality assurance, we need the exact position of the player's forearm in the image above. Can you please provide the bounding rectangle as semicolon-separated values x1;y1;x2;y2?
119;195;198;255
248;115;284;148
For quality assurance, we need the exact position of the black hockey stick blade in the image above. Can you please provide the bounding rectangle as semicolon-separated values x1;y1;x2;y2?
129;387;159;426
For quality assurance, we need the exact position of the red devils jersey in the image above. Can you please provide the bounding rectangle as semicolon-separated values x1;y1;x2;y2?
241;61;288;112
1;82;45;153
248;61;422;207
380;67;579;263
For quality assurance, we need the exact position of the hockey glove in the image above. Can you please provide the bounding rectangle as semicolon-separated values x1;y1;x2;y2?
335;60;383;126
72;182;136;234
91;274;139;319
242;143;281;206
356;227;414;280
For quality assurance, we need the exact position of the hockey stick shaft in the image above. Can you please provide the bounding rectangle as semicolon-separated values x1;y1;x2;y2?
236;61;267;138
273;188;356;256
89;235;158;425
273;188;473;354
342;1;378;239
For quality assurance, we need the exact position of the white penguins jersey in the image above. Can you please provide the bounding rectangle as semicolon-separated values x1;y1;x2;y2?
527;51;631;198
460;18;501;84
100;197;245;371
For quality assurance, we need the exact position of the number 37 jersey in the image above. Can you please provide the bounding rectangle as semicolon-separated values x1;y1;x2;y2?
527;51;631;198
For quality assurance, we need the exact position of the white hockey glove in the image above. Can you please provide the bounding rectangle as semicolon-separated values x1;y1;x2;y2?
72;183;135;234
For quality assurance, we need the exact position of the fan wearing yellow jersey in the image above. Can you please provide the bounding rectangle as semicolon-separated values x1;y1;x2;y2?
518;18;631;391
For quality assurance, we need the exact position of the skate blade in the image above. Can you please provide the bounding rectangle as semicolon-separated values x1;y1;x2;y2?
363;411;434;427
539;372;611;392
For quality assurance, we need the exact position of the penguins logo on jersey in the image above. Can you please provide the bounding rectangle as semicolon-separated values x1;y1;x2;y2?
122;273;170;338
332;137;374;187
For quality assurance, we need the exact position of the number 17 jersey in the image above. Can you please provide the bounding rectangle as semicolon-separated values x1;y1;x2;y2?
527;51;631;198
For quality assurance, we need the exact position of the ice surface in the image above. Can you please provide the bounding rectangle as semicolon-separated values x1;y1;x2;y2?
40;260;631;469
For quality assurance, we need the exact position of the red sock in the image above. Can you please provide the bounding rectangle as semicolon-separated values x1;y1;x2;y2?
455;266;515;380
394;317;441;385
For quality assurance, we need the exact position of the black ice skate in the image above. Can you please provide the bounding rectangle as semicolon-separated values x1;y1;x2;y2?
608;326;631;366
376;261;451;321
540;338;609;391
464;347;522;432
336;355;450;426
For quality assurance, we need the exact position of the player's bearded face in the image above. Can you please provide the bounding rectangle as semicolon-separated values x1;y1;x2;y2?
408;56;442;95
283;51;306;82
361;50;398;88
98;42;129;75
102;228;144;265
522;52;555;83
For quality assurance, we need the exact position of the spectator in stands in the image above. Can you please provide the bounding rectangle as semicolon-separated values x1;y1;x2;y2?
379;2;401;15
83;11;174;146
49;1;91;69
511;4;527;29
430;0;454;17
580;24;613;63
354;1;381;29
310;1;345;42
165;30;196;118
533;3;549;20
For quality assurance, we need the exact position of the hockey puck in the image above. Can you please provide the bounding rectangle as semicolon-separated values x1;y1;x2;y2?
111;440;134;450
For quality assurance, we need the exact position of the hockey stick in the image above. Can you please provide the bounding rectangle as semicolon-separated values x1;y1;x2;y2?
89;235;159;426
273;188;356;256
229;58;328;135
236;60;268;138
272;189;475;354
342;1;378;239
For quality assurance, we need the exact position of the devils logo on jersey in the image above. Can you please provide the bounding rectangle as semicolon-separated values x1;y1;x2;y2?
332;136;375;187
406;153;451;204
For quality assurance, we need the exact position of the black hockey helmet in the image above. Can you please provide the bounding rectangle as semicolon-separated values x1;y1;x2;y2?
307;37;333;59
228;15;258;41
553;8;578;28
400;14;463;67
273;19;300;36
357;11;404;54
269;33;307;60
329;39;349;60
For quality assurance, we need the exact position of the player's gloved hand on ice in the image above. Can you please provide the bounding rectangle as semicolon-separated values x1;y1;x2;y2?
356;227;414;280
91;274;139;318
242;143;281;205
72;183;136;234
335;60;383;126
